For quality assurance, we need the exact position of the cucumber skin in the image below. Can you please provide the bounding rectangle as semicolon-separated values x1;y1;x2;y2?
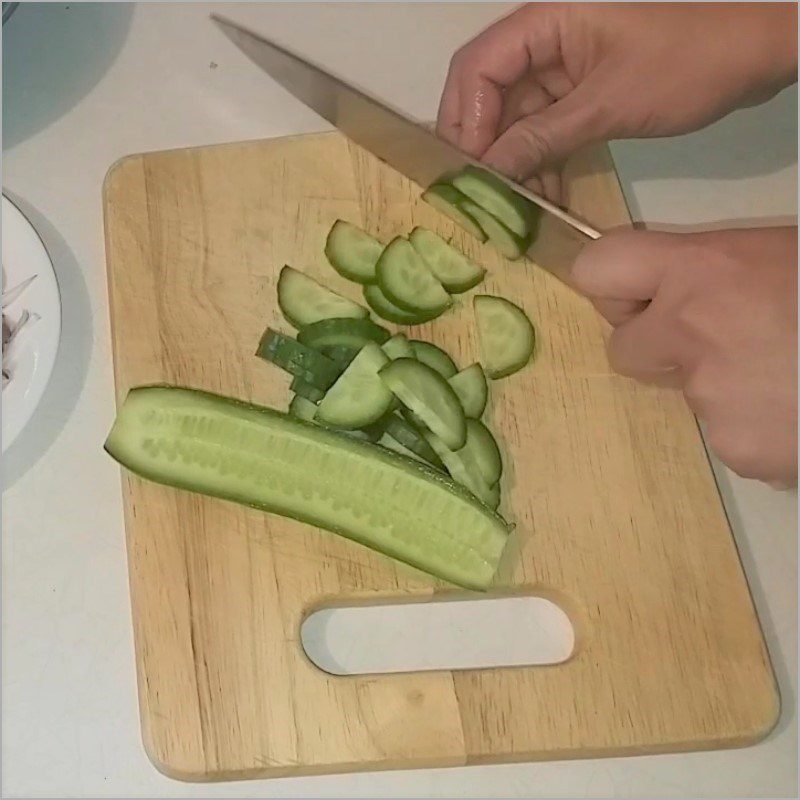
105;386;509;591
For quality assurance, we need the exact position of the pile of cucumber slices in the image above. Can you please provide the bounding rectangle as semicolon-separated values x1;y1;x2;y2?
105;168;539;591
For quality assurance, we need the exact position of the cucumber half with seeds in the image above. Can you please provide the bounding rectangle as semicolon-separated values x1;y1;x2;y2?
410;340;458;379
376;237;452;316
363;284;441;326
448;364;488;419
278;266;368;328
325;220;383;284
421;184;488;242
474;294;535;379
105;386;508;591
461;200;527;261
409;227;486;293
315;341;393;429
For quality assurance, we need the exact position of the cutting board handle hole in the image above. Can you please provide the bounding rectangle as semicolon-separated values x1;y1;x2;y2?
301;595;574;675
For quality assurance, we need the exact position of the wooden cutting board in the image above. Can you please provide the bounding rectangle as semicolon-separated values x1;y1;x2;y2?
103;132;778;782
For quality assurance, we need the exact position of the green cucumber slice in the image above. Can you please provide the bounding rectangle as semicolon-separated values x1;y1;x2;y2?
464;419;503;486
421;184;488;242
105;386;508;591
461;200;527;261
447;364;488;419
363;284;441;326
422;429;498;508
289;376;326;403
256;329;341;390
474;294;536;379
324;220;383;284
376;237;452;315
384;413;445;469
319;345;361;368
277;266;368;328
315;342;393;429
379;358;466;450
297;317;390;351
410;340;458;379
409;227;486;293
289;393;318;421
452;165;538;238
382;333;415;361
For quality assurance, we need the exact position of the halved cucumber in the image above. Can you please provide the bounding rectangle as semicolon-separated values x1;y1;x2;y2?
410;340;458;379
421;184;488;242
363;284;441;326
290;376;326;403
448;364;488;419
464;419;502;486
376;237;452;316
297;317;390;351
324;220;383;284
256;329;341;390
382;333;415;361
379;358;466;450
461;200;527;261
315;342;393;429
289;393;318;421
105;386;509;590
474;294;536;379
383;413;445;469
422;429;498;509
409;227;486;293
277;266;368;328
452;165;537;239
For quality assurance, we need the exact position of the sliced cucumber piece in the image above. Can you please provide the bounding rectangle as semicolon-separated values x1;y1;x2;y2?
324;220;383;285
379;358;466;450
461;200;527;261
384;413;445;469
320;345;361;368
422;429;497;508
289;393;318;421
256;329;341;390
277;266;369;328
421;184;488;242
376;237;452;315
409;227;486;293
382;333;415;361
297;317;390;351
448;364;488;419
363;284;441;326
105;387;508;590
315;342;393;429
290;376;326;403
452;165;537;238
474;294;536;379
410;340;457;379
464;419;503;486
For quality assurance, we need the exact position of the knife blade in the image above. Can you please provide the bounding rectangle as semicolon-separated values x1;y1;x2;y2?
211;14;601;277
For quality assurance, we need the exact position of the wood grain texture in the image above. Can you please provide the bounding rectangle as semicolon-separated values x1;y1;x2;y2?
102;132;779;781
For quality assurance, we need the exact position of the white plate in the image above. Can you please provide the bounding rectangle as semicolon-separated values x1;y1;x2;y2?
2;194;61;451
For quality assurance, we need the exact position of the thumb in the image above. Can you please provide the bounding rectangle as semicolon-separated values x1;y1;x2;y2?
480;77;607;181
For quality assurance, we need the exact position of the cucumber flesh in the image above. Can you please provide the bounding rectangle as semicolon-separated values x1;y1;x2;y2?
410;340;458;379
315;342;393;429
382;333;415;361
421;184;488;242
289;376;326;403
464;419;503;486
256;329;341;390
325;220;383;285
409;227;486;293
278;266;368;328
376;237;452;315
384;413;445;469
379;358;466;450
363;284;441;326
452;166;537;238
448;364;488;419
297;317;390;351
105;386;508;590
289;393;318;421
460;200;527;261
474;294;536;379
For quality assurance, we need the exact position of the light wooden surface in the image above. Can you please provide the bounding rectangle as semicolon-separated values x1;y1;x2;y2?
103;132;779;782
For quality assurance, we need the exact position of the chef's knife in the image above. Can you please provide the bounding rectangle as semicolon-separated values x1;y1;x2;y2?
211;14;601;278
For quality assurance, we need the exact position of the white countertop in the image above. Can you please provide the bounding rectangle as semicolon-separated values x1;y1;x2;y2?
2;3;797;797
